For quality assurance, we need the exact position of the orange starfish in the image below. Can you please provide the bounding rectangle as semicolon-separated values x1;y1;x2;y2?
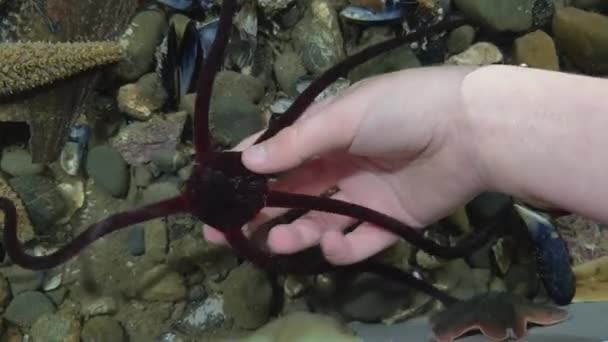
430;292;569;341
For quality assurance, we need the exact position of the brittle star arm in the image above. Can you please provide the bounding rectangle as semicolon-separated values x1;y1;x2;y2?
265;191;497;258
0;196;189;270
222;219;459;306
192;0;238;162
255;14;469;144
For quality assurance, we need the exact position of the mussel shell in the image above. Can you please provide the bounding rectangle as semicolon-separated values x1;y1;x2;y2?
157;0;213;11
515;204;576;305
340;4;405;23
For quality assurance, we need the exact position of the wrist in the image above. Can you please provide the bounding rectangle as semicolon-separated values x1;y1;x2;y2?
462;64;608;220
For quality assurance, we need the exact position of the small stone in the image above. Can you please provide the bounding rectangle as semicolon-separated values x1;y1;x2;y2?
243;311;358;341
117;73;168;121
209;95;266;148
127;225;146;256
258;0;295;14
139;264;187;301
348;27;420;82
4;291;55;327
111;112;187;166
80;296;118;317
150;148;187;174
187;285;207;301
46;287;68;306
552;6;608;73
133;166;154;187
213;71;266;104
85;144;130;198
221;262;273;329
447;25;476;54
30;312;80;342
42;273;62;292
144;218;168;262
115;10;168;81
514;30;559;70
292;0;345;74
274;51;307;95
8;175;67;233
4;266;44;295
416;250;446;270
180;295;225;330
140;182;181;206
335;273;411;323
177;164;193;181
454;0;536;32
82;316;126;342
0;147;45;177
447;41;503;65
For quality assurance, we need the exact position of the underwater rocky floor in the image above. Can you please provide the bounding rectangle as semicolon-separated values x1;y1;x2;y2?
1;0;608;341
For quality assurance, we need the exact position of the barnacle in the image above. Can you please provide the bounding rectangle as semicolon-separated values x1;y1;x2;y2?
0;41;125;97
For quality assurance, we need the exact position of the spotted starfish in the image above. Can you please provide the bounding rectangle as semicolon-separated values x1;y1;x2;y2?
430;292;569;341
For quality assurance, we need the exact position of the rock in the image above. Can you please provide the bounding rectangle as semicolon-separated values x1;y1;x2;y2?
144;218;168;262
180;295;225;331
221;262;273;329
140;182;181;205
274;51;308;96
447;25;476;54
138;264;187;301
150;148;187;174
4;291;55;327
110;111;188;166
117;73;168;121
446;41;503;65
258;0;295;14
30;312;81;342
179;72;267;147
85;144;130;198
188;285;207;301
80;296;118;317
209;94;266;148
454;0;536;32
514;30;560;70
348;27;420;82
167;237;238;278
242;312;358;342
335;273;411;323
416;250;447;270
82;316;126;342
115;10;168;81
292;0;345;74
4;265;44;295
8;175;67;233
127;225;146;256
46;288;68;306
213;71;266;104
552;6;608;74
133;166;154;187
0;147;45;177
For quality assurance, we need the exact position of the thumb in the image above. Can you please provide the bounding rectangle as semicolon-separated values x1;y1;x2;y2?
242;95;364;173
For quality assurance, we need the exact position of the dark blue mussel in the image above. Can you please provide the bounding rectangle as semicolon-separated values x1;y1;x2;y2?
160;18;219;110
157;0;213;12
515;204;576;306
340;0;409;23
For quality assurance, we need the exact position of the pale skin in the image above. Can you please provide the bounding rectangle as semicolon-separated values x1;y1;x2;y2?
204;64;608;265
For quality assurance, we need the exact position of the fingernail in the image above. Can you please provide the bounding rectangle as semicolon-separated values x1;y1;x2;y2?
244;144;267;165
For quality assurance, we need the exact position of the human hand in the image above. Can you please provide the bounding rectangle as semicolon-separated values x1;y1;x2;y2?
204;65;488;265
